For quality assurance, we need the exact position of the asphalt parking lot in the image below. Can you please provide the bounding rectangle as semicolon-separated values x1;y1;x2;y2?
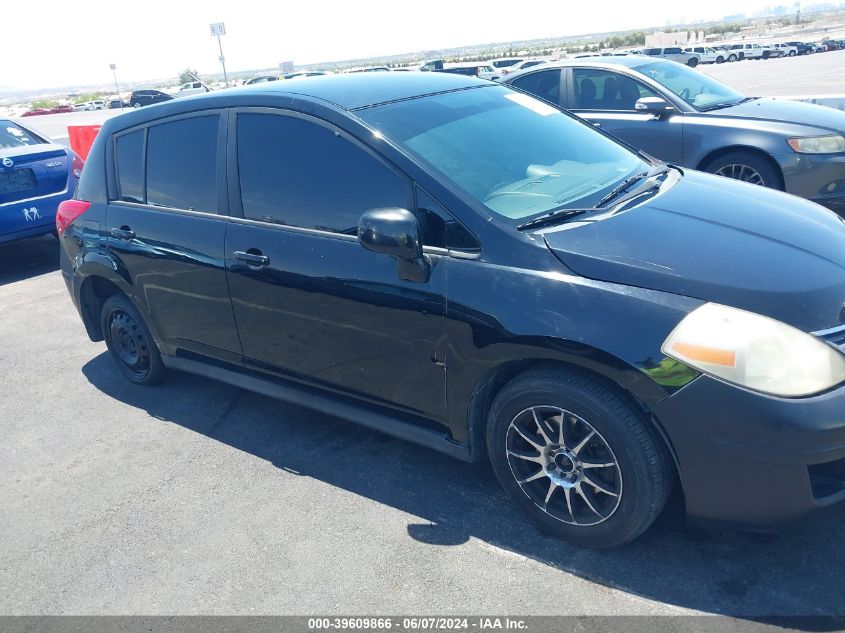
699;48;845;97
1;235;845;617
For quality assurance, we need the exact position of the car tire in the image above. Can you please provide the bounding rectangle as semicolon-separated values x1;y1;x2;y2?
703;150;782;189
133;102;141;109
100;294;165;386
687;57;699;67
789;51;796;56
728;53;738;62
485;367;673;549
716;56;725;63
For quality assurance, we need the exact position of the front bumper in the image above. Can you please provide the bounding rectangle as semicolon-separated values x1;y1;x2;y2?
778;151;845;214
652;375;845;528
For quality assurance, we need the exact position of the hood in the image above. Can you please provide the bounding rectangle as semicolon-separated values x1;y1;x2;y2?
708;97;845;133
542;170;845;332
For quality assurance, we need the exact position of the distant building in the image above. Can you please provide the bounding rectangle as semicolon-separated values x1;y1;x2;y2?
644;30;705;46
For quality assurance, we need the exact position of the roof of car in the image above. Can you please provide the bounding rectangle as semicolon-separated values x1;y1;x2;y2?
217;71;487;110
510;55;655;72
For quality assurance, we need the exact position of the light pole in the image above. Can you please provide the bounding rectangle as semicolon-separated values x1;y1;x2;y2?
109;63;122;108
209;22;229;87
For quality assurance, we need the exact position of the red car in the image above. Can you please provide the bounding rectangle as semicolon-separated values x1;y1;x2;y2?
49;105;74;114
20;108;51;117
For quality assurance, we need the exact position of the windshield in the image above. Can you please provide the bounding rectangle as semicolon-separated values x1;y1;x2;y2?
357;86;646;220
633;60;745;110
0;121;44;149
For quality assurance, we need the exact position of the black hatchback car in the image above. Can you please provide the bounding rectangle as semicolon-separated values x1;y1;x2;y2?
59;73;845;548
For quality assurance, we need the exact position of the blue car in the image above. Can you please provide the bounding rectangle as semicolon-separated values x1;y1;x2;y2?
0;119;83;244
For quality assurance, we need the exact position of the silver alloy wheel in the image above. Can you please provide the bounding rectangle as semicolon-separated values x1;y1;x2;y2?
713;163;765;185
506;406;622;526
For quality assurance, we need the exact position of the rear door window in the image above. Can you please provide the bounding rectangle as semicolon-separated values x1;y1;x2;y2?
236;112;409;234
145;115;219;212
510;69;561;105
572;68;658;110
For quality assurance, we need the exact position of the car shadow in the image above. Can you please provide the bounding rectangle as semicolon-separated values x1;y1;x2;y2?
82;352;845;623
0;234;59;286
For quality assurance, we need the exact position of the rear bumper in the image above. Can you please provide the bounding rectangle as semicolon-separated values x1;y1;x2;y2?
652;375;845;528
0;187;74;244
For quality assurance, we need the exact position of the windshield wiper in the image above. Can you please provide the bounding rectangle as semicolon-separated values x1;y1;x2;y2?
516;165;672;232
516;208;588;231
699;97;755;112
594;171;649;208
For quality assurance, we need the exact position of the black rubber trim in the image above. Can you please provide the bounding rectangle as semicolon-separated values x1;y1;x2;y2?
161;354;472;461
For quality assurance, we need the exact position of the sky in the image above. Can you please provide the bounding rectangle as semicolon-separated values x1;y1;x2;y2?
2;0;795;91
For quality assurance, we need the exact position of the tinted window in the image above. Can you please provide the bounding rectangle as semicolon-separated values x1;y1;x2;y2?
415;187;478;250
665;47;682;54
644;48;661;55
522;60;544;69
510;70;560;105
237;113;408;234
115;129;144;203
572;68;657;110
146;115;218;212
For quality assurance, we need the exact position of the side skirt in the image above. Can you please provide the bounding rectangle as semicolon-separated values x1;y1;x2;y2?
161;354;473;462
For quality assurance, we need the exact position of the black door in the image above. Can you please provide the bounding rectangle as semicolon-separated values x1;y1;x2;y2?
566;68;684;163
225;110;448;421
106;113;242;363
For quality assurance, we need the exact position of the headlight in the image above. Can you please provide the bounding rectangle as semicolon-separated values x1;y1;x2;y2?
662;303;845;397
787;134;845;154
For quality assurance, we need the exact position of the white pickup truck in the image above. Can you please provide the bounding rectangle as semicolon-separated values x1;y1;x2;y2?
684;46;726;64
726;43;782;60
176;81;210;97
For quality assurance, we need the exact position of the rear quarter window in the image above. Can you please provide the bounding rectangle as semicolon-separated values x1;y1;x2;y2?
115;130;145;203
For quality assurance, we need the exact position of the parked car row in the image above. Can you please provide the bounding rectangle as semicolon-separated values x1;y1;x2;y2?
622;39;844;66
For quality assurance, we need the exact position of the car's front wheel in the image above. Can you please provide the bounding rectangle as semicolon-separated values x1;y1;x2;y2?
101;294;165;386
703;150;781;190
716;56;725;63
727;53;738;62
486;368;672;549
687;57;699;67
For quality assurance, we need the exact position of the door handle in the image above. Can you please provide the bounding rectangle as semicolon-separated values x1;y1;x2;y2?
110;226;135;240
234;250;270;267
592;121;602;127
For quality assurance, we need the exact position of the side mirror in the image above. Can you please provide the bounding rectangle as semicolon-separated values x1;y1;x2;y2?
358;208;431;283
635;96;674;118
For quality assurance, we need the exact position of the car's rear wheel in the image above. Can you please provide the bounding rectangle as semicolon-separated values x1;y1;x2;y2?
486;368;672;549
133;102;141;109
101;294;165;386
728;53;738;62
789;50;796;56
716;56;725;63
704;150;781;189
687;57;699;67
